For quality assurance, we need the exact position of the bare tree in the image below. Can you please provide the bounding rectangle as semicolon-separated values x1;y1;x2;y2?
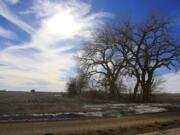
66;70;88;96
120;15;180;102
79;15;179;101
75;70;89;93
79;26;128;97
66;78;77;96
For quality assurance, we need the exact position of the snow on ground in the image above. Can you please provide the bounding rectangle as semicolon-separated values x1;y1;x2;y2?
1;103;179;121
83;103;168;114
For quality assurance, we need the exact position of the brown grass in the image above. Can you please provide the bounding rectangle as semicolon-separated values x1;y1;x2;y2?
0;91;111;115
0;91;180;115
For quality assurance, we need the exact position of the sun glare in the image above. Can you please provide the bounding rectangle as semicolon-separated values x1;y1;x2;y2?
44;11;82;38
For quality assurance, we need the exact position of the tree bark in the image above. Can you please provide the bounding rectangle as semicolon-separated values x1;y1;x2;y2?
141;83;151;102
141;72;153;102
109;80;117;97
133;79;140;101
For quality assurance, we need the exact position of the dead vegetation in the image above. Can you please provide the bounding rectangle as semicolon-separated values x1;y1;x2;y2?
0;91;180;115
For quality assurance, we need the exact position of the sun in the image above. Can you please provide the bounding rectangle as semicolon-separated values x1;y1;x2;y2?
44;11;82;38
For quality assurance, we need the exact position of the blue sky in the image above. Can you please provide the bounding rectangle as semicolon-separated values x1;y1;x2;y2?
0;0;179;92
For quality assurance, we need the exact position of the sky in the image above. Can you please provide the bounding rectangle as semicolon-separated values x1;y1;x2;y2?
0;0;179;92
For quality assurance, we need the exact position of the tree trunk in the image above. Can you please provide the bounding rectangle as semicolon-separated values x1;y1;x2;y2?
140;69;154;102
109;81;116;97
133;80;139;101
141;81;152;102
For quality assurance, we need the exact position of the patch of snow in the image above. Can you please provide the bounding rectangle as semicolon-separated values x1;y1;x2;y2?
1;103;179;121
128;104;167;114
84;103;169;114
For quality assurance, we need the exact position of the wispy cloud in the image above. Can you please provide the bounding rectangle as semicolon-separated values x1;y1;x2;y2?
0;26;16;39
0;0;178;93
0;0;35;34
0;0;110;91
4;0;20;5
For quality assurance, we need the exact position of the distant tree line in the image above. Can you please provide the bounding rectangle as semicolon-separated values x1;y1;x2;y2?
66;15;180;102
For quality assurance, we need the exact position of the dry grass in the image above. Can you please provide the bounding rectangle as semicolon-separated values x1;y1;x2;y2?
0;91;111;115
152;93;180;103
0;91;180;115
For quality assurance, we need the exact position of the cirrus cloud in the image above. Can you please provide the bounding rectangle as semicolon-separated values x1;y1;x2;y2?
0;26;16;39
0;0;110;91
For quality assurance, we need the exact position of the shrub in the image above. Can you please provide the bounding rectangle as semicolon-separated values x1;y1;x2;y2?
30;89;35;93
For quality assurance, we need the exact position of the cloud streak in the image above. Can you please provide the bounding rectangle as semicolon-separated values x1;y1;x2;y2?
0;26;16;39
0;0;35;34
1;0;178;93
4;0;20;5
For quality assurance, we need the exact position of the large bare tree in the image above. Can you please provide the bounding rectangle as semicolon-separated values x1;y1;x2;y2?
79;15;179;101
120;16;180;102
79;26;128;96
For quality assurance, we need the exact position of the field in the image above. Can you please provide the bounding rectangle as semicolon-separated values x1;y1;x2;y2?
0;91;180;135
0;91;180;115
0;91;109;115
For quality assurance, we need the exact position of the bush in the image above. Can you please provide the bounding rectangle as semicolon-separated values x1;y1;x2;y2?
30;89;35;93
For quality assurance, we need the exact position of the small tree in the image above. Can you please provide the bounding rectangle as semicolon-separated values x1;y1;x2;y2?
76;70;88;94
66;78;78;96
66;71;88;96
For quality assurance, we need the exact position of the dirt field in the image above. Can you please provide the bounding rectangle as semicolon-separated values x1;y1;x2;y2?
0;112;180;135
